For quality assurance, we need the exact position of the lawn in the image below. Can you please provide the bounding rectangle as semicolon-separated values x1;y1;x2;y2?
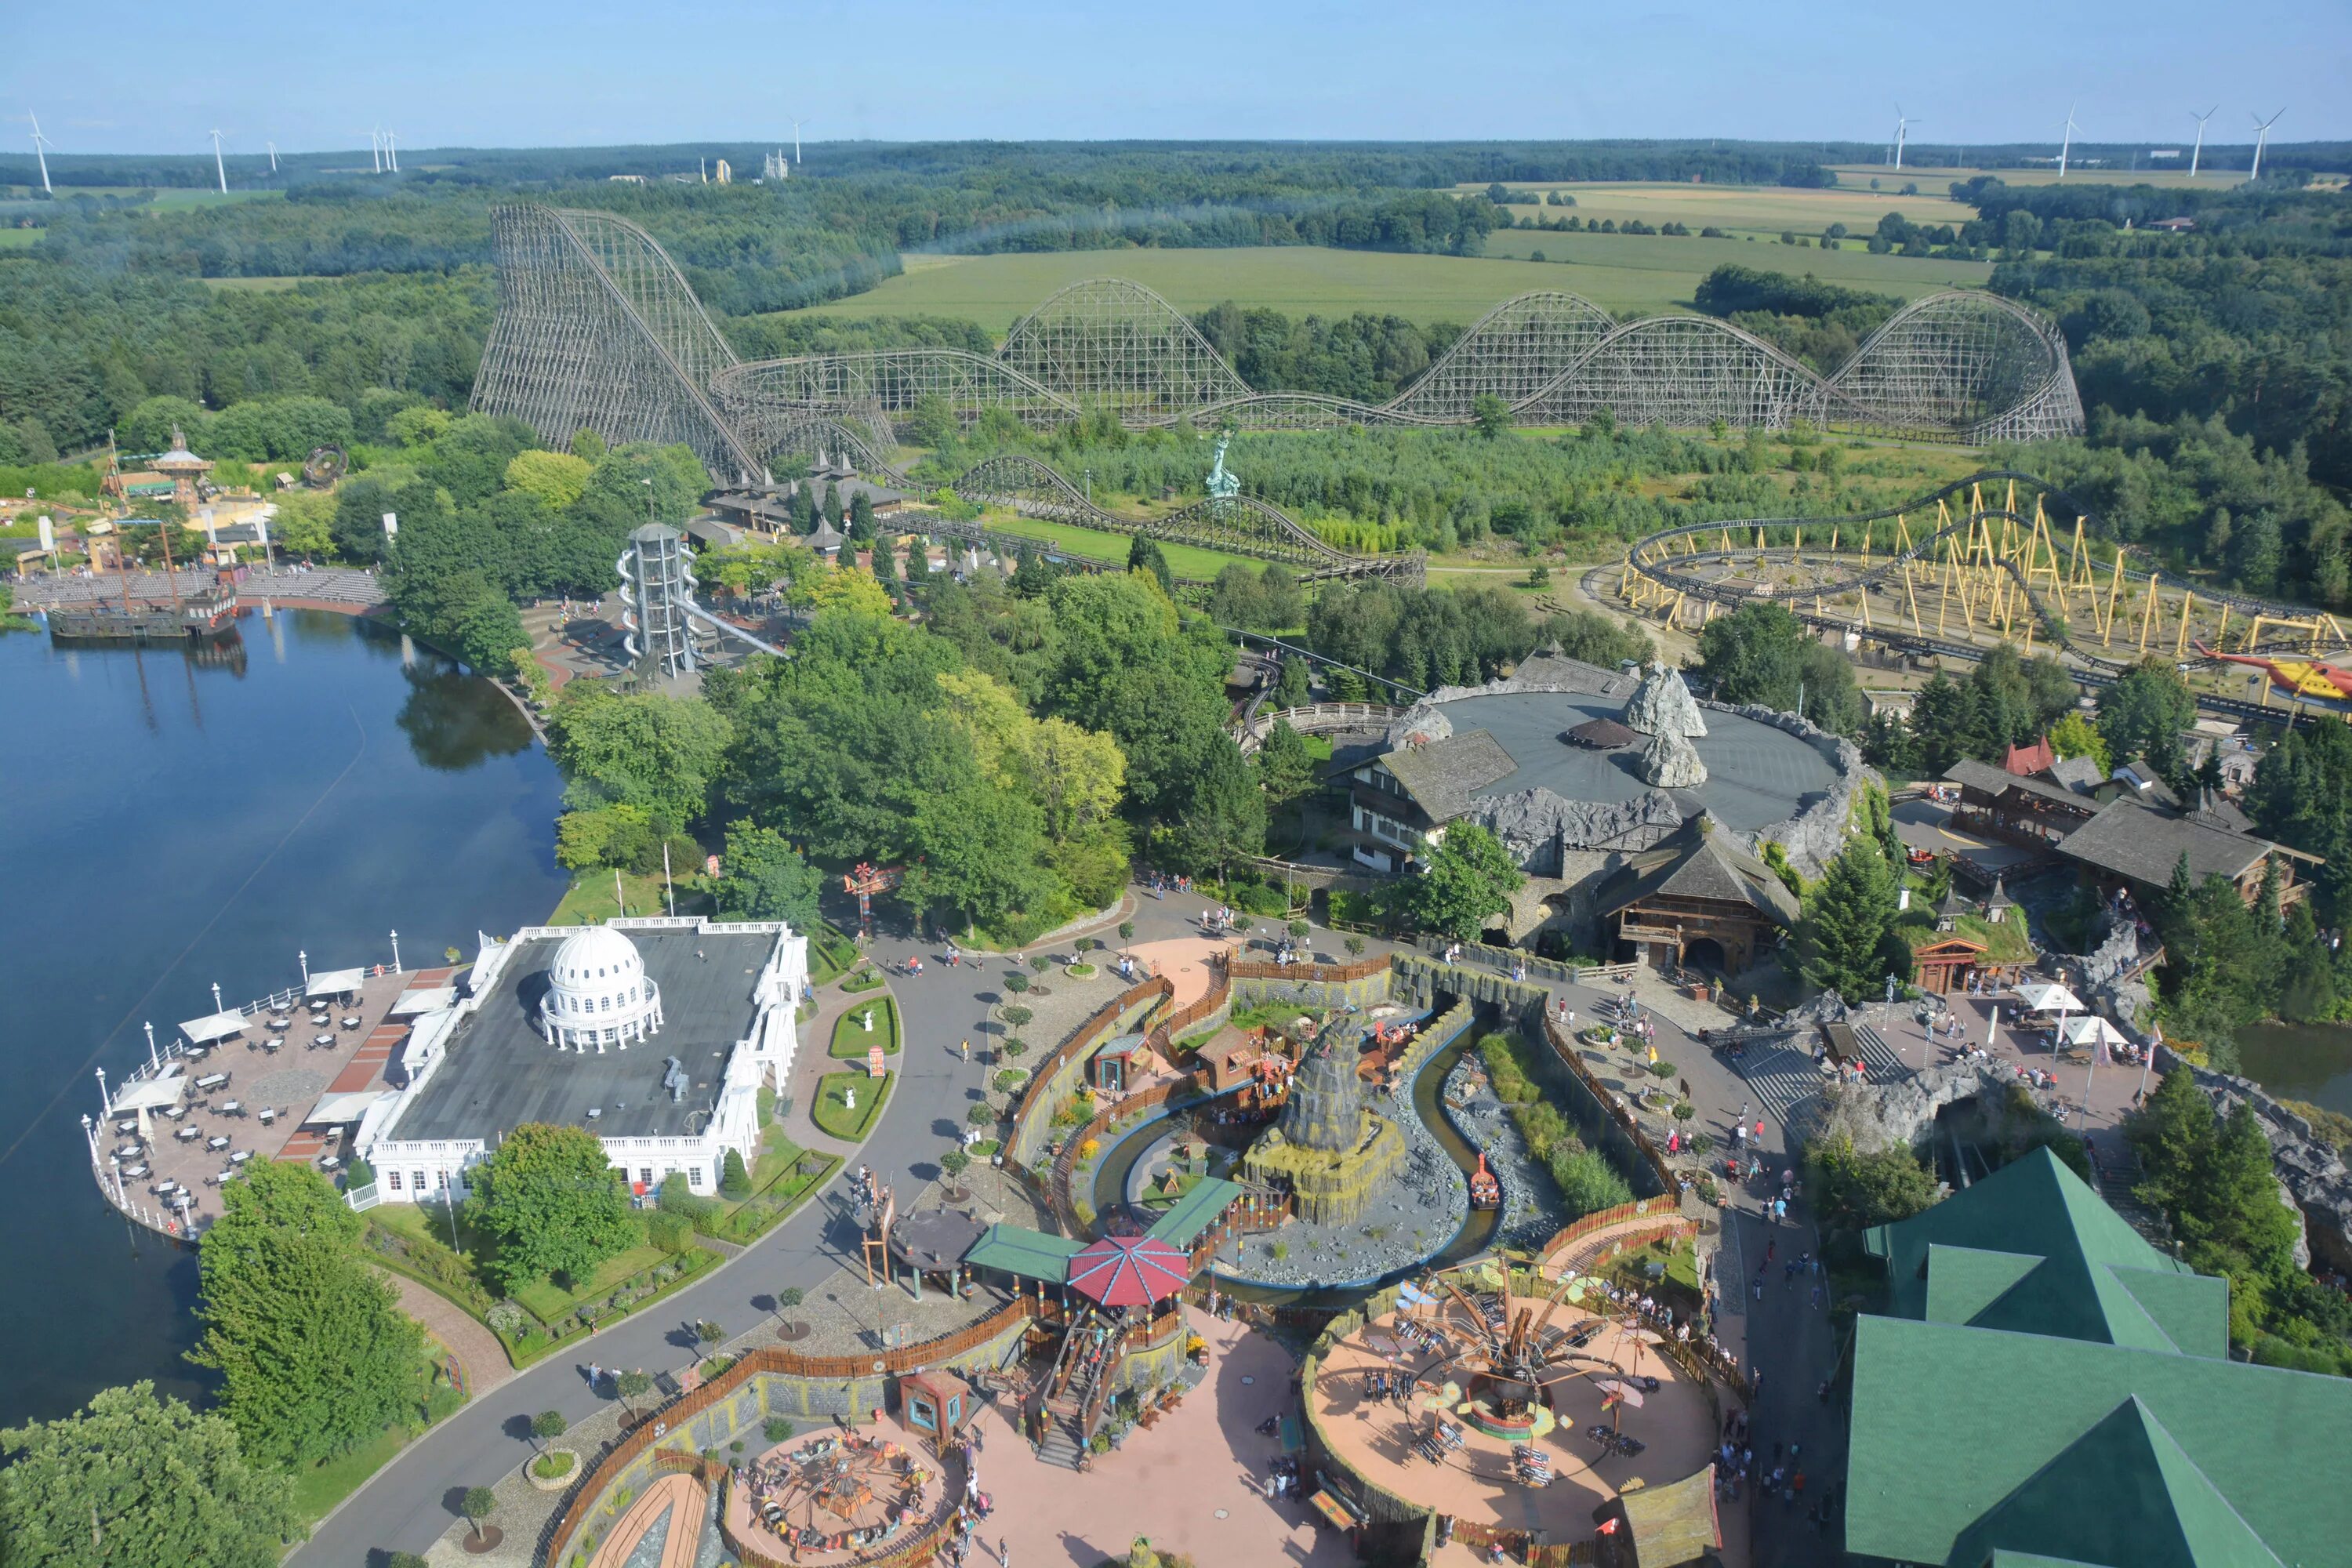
547;866;713;925
290;1423;412;1526
970;511;1286;583
807;920;861;985
0;229;40;249
814;1070;891;1141
829;993;901;1058
199;274;316;291
509;1240;682;1323
1475;227;1991;303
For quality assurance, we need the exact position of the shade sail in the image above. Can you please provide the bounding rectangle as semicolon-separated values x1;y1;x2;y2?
2058;1014;2129;1048
1065;1235;1192;1308
303;1091;386;1124
2015;982;2083;1014
390;986;457;1016
179;1011;248;1044
110;1074;188;1112
306;967;368;997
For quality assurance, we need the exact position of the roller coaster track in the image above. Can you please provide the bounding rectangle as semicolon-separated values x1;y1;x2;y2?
1617;469;2350;721
946;453;1425;584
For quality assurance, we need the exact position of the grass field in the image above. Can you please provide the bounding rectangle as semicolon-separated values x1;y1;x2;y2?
1473;227;1990;299
0;229;38;249
803;239;1988;334
971;511;1272;581
1462;179;1971;236
829;994;900;1058
815;1070;890;1141
200;274;314;291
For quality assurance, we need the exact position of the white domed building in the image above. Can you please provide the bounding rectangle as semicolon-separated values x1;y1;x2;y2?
356;915;809;1208
538;925;664;1051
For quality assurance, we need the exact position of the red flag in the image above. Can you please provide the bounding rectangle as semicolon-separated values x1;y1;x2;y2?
1598;1518;1621;1536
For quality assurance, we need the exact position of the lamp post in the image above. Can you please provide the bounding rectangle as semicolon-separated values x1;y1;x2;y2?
211;982;223;1013
96;1066;111;1116
299;949;310;986
143;1021;157;1073
390;930;401;973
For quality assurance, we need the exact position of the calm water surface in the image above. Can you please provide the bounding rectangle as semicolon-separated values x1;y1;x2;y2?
2237;1020;2352;1118
0;610;568;1429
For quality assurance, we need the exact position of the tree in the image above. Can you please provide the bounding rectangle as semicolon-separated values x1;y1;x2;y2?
547;688;733;823
1157;736;1267;877
1408;822;1524;942
460;1486;498;1543
530;1410;568;1451
615;1368;652;1417
1807;1134;1939;1230
191;1160;428;1469
465;1123;641;1291
0;1382;296;1568
715;822;825;927
1550;1146;1634;1218
2096;660;2197;784
2047;710;2110;773
1255;718;1317;813
1470;393;1512;440
720;1148;752;1201
2184;1101;2301;1274
1795;840;1903;1001
941;1149;971;1181
2124;1067;2214;1218
1127;535;1174;593
1276;655;1312;707
1345;934;1367;957
503;448;593;511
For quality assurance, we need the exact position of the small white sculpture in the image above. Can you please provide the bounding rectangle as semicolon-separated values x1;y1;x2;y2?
843;1085;857;1111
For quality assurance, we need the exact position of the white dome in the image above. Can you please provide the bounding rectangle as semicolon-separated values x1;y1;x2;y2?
539;926;661;1051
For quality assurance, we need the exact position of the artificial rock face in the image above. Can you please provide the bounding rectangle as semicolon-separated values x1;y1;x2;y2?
1639;726;1709;789
1242;1041;1405;1227
1622;662;1708;739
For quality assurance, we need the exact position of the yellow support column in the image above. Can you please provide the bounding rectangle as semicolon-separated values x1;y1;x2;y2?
1904;562;1924;636
2176;591;2194;659
2101;554;2127;646
2214;602;2229;655
2138;576;2158;653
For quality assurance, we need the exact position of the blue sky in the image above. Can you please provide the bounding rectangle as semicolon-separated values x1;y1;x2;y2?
12;0;2348;155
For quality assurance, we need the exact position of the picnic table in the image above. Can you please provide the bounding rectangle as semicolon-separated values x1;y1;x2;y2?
207;1135;231;1152
194;1073;230;1091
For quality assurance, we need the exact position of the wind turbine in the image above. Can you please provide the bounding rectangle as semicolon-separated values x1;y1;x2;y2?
385;129;397;172
793;118;808;166
265;139;277;173
27;110;52;194
209;129;227;194
368;128;383;174
2249;108;2285;182
1890;106;1915;171
2057;103;2078;180
2188;107;2217;177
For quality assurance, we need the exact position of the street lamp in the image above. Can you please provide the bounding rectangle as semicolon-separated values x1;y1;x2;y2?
390;930;401;973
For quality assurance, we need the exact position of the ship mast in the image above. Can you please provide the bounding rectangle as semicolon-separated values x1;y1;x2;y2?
108;430;134;620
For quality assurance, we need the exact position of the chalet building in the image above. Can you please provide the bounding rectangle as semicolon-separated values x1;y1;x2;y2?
1944;757;2100;844
1592;814;1801;973
1904;880;2031;994
2054;797;2315;907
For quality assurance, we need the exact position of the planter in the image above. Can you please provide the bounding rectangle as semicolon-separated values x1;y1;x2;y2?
527;1449;579;1492
462;1525;505;1554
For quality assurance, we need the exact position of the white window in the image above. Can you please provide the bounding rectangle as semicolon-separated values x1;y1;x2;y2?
388;1171;403;1191
413;1171;426;1192
687;1166;706;1189
640;1167;654;1185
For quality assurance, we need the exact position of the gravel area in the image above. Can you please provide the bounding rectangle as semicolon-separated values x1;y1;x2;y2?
1210;1092;1468;1290
1439;1056;1572;1252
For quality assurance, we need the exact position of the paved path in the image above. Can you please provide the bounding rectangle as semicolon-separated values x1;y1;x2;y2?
289;885;1231;1566
383;1272;516;1398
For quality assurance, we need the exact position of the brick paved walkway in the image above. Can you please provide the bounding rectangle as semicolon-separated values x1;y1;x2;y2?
383;1272;515;1396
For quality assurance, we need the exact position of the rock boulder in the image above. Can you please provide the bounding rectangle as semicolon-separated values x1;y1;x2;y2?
1622;662;1708;739
1640;727;1709;788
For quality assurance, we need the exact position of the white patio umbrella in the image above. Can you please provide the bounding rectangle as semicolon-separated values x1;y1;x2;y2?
2015;981;2083;1014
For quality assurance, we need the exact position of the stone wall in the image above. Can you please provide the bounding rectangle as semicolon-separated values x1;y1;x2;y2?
1229;967;1392;1014
1702;699;1872;880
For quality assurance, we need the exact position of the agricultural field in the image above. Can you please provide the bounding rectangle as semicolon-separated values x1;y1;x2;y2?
198;275;315;291
797;240;1986;334
1460;179;1970;237
1474;227;1991;300
1824;162;2254;189
0;228;39;249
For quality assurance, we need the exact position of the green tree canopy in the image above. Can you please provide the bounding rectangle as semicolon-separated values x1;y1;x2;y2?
2096;660;2197;784
547;688;734;824
0;1382;296;1568
715;822;825;927
1794;840;1904;1001
465;1123;641;1291
190;1161;428;1469
1408;822;1525;942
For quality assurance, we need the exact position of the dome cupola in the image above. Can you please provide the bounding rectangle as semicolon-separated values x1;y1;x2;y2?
538;925;662;1051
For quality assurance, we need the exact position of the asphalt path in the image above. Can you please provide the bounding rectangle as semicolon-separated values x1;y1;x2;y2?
292;895;1203;1566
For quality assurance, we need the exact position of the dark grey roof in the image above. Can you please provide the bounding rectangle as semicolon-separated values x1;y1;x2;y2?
1945;758;2097;813
2044;755;2105;793
1508;652;1638;699
2108;762;2182;811
2055;799;2299;888
1376;729;1519;819
1566;717;1641;750
387;928;775;1142
1597;816;1802;927
2186;789;2254;835
1406;690;1839;833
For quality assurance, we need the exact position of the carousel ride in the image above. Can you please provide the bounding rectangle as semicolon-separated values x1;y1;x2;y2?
1408;1265;1655;1456
730;1428;949;1563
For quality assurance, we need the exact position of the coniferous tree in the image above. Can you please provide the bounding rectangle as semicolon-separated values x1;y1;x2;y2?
1794;840;1903;1001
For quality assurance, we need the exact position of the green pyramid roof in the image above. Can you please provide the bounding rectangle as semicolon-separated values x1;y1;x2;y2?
1868;1146;2224;1355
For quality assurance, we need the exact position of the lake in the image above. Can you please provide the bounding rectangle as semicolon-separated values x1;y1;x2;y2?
2237;1020;2352;1120
0;608;569;1431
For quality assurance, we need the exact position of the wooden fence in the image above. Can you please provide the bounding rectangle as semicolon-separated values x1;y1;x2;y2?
1540;1012;1679;1198
1530;1195;1687;1275
542;1297;1044;1564
1226;952;1393;985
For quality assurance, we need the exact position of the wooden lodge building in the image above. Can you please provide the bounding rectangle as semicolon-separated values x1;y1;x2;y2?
1593;815;1802;974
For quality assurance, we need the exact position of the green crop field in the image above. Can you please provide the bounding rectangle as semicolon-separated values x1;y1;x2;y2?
1825;162;2263;190
198;275;314;291
797;240;1987;333
1474;228;1991;301
1462;179;1970;237
0;229;39;249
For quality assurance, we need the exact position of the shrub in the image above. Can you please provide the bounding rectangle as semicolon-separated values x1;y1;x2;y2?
1001;1036;1029;1060
645;1209;695;1254
719;1148;752;1201
1078;1138;1100;1161
941;1149;971;1178
999;1004;1033;1029
1551;1146;1636;1218
968;1104;996;1127
765;1417;797;1442
1345;935;1367;957
994;1069;1027;1093
1004;972;1030;995
487;1300;529;1335
659;1171;717;1220
1118;921;1135;941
